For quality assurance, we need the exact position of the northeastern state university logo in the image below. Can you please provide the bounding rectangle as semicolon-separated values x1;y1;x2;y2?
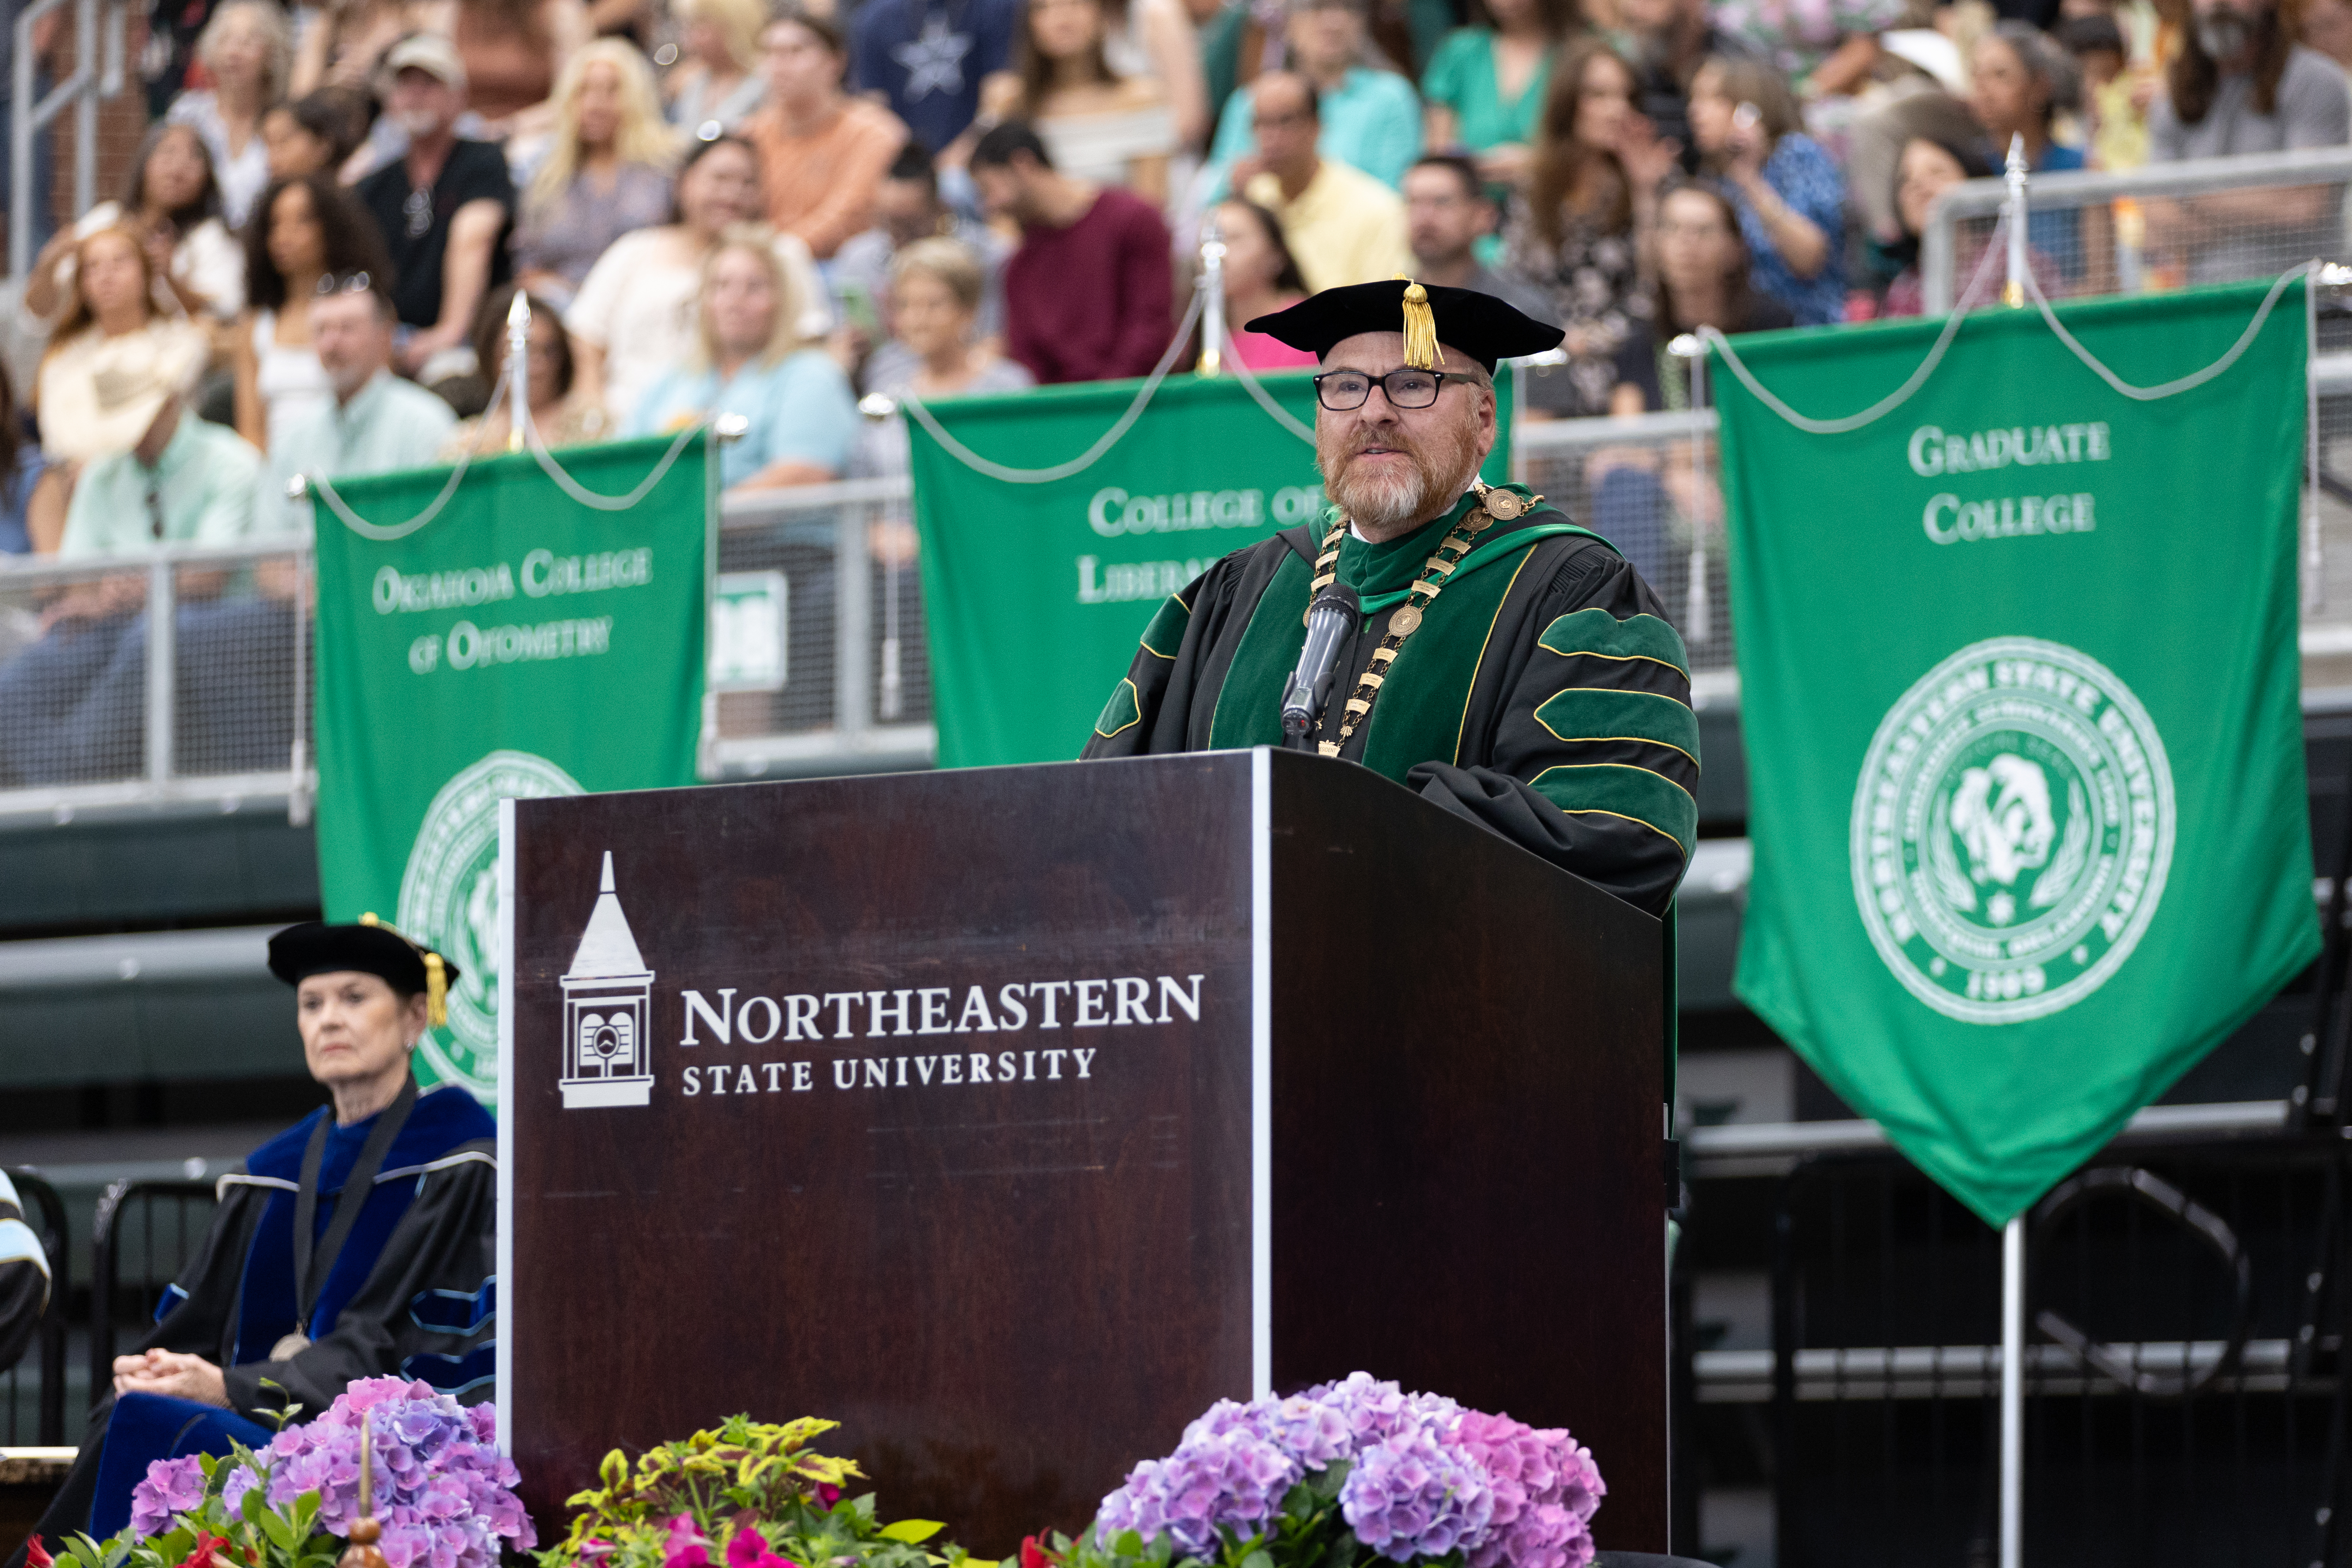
1849;636;2175;1024
400;749;585;1097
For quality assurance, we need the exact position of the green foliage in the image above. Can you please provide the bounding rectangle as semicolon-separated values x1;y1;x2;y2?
534;1416;985;1568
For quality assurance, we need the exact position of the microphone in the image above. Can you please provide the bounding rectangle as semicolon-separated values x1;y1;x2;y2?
1281;583;1362;749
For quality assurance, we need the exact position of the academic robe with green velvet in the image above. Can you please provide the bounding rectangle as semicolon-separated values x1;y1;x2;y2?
1082;484;1699;916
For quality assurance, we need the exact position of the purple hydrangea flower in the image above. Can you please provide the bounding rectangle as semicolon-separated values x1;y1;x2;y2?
237;1378;532;1568
1339;1429;1494;1564
221;1460;263;1518
1097;1427;1300;1556
1299;1375;1461;1450
1256;1396;1354;1471
129;1454;208;1539
1450;1412;1603;1568
1102;1376;1603;1568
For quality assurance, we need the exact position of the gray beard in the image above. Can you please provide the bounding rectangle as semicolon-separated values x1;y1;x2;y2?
1320;429;1481;535
1332;461;1436;532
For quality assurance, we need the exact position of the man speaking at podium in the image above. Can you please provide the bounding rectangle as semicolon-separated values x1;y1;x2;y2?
1082;280;1696;915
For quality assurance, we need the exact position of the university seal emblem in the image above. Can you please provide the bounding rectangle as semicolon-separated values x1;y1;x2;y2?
399;749;585;1096
1849;636;2173;1024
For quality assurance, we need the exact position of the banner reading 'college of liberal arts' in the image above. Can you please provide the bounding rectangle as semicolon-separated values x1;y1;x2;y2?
312;435;709;1103
907;372;1512;768
1720;281;2318;1226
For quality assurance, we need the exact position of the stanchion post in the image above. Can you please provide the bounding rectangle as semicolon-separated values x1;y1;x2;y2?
507;288;532;453
145;554;175;784
1198;214;1227;378
1669;334;1710;646
2001;1212;2025;1568
2003;134;2029;309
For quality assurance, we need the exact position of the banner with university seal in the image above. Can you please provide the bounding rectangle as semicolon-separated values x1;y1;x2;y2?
1717;279;2319;1225
908;370;1511;768
310;435;711;1103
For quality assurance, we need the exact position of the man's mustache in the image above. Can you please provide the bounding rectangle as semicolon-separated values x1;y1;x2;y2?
1338;427;1424;459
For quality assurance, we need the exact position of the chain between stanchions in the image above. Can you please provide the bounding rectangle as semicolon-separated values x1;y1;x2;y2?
304;383;710;538
2022;260;2315;401
522;408;708;511
305;373;511;541
1704;220;2311;436
897;287;1205;485
1698;213;2012;436
1222;326;1319;444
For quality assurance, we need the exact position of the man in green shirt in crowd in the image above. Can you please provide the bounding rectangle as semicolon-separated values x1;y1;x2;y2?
56;395;262;558
260;273;458;535
0;343;279;786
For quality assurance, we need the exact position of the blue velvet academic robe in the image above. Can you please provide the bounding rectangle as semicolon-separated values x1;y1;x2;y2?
22;1083;497;1556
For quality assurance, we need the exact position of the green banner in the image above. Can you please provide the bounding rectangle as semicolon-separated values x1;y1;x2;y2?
908;372;1511;767
1719;281;2317;1225
312;435;710;1102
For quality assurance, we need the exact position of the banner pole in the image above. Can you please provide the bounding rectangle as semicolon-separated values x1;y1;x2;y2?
507;290;532;453
2000;1213;2025;1568
1198;214;1227;378
2002;135;2029;309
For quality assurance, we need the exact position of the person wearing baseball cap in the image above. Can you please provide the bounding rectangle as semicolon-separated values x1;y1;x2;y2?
13;916;498;1562
354;32;514;379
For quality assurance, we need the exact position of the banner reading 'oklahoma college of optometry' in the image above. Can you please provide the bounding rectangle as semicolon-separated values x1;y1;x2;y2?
310;435;709;1104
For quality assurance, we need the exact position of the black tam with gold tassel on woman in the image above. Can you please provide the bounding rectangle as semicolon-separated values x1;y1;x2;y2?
1080;277;1699;918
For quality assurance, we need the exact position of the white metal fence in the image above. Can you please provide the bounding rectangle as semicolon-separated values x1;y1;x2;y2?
3;357;2347;822
0;539;311;824
1921;146;2352;313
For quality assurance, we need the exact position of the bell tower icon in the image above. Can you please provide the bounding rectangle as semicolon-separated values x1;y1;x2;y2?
559;851;656;1108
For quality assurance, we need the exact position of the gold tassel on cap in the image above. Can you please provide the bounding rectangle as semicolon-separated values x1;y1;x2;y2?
1395;277;1440;370
361;912;446;1027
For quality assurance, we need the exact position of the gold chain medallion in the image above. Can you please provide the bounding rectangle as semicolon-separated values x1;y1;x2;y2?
1312;503;1495;755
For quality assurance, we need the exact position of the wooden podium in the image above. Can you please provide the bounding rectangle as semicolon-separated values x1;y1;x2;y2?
495;749;1667;1552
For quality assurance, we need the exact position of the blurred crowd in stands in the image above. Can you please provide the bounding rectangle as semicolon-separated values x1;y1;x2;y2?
0;0;2345;563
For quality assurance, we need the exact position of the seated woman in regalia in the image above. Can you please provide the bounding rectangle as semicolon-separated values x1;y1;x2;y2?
20;919;498;1558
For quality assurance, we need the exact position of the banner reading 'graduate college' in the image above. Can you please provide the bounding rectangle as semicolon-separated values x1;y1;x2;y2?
1720;281;2319;1226
312;436;710;1103
908;372;1511;768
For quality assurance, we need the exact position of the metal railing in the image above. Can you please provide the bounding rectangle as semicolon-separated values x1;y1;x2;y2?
1517;409;1731;669
3;1166;68;1445
8;0;129;277
1922;146;2352;314
0;538;313;825
1738;1137;2348;1567
709;478;934;779
4;357;2350;821
88;1177;216;1407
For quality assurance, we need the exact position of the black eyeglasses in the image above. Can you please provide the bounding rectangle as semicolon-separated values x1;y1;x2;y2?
1313;368;1464;412
316;270;375;296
